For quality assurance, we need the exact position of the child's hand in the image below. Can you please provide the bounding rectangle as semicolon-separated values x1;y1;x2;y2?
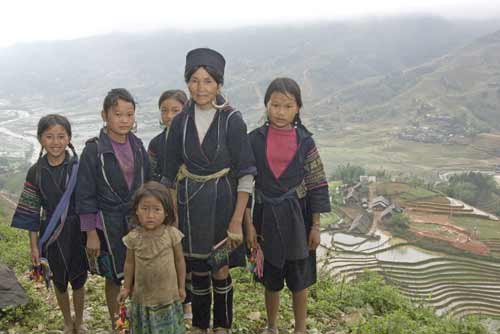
308;227;321;250
178;288;186;302
227;219;243;249
31;247;40;266
117;288;130;304
244;222;258;249
86;230;101;257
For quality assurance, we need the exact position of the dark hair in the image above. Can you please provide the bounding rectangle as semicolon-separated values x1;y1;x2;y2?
130;181;176;226
158;90;188;109
37;114;76;158
264;77;303;108
102;88;136;114
184;65;224;86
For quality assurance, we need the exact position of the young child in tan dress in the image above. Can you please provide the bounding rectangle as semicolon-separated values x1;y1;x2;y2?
117;181;186;334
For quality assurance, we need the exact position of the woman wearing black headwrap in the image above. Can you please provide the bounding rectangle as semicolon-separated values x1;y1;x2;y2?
163;48;257;334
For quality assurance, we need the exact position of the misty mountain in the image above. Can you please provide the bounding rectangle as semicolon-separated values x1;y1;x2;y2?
330;28;500;136
1;16;500;130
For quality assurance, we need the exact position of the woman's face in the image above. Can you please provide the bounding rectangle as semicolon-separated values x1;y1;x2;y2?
266;92;299;129
160;98;183;127
187;67;221;110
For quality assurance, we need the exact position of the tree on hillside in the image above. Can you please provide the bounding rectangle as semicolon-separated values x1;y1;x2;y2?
444;172;499;207
334;163;366;185
387;213;411;234
374;169;391;181
448;181;478;204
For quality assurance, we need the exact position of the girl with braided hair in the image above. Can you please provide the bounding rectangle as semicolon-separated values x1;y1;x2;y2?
246;78;331;334
12;114;88;334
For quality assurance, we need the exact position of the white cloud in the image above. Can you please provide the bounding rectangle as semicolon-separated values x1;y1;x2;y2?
1;0;499;47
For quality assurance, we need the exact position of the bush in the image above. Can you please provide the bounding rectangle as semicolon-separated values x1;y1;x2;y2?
334;164;366;185
385;212;411;235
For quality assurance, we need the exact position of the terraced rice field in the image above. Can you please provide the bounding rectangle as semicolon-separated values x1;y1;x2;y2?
319;231;500;318
484;239;500;257
404;197;500;256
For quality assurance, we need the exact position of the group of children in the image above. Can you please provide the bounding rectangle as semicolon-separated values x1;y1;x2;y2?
11;48;330;334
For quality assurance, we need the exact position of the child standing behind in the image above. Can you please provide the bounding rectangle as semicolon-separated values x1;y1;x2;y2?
118;181;186;334
246;78;331;334
148;89;187;183
147;89;193;321
11;114;88;334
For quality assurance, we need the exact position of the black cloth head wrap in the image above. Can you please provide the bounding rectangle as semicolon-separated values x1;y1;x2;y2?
185;48;225;83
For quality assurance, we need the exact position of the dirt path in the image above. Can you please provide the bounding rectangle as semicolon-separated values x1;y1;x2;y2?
368;183;380;235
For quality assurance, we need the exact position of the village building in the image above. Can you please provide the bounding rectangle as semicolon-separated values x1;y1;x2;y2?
344;182;362;206
370;196;391;211
360;175;377;184
348;213;372;234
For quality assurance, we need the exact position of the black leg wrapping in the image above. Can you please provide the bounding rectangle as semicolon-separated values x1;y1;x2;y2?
191;274;212;329
213;275;233;329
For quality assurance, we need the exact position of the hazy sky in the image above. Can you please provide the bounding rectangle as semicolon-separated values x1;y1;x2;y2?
1;0;499;47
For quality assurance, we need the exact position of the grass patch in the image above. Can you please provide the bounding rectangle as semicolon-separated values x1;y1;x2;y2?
399;188;438;201
450;217;500;240
316;125;493;178
321;211;341;227
411;222;441;232
329;180;342;189
0;267;490;333
0;217;64;333
0;218;30;275
0;170;26;196
376;182;438;202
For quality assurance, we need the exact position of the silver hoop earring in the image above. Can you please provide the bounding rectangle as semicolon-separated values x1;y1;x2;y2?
211;94;229;109
293;113;300;129
132;121;138;133
102;121;107;129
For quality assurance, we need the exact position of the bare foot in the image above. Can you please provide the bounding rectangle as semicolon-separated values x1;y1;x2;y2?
63;322;74;334
74;324;88;334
